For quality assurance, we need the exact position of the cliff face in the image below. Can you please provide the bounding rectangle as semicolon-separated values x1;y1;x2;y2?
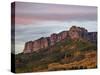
23;26;97;53
24;41;33;53
33;37;49;52
49;31;68;46
24;37;49;53
88;32;97;43
69;26;88;40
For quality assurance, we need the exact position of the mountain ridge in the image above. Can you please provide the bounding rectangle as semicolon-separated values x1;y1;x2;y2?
15;25;97;73
23;26;97;54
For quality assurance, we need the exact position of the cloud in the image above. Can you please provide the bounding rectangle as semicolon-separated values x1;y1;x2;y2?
13;2;97;54
13;2;97;25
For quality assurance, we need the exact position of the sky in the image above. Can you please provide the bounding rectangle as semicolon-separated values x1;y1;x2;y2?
12;2;97;54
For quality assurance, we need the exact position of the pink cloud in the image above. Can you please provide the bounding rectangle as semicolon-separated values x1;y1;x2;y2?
15;16;33;25
14;2;97;25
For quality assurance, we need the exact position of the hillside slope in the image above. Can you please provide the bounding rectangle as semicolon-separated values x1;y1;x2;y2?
15;38;97;73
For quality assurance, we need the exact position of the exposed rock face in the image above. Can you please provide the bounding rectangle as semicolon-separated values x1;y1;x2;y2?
24;37;49;53
32;37;48;52
49;33;58;46
57;31;68;42
24;41;33;53
49;31;68;46
23;26;97;53
88;32;97;43
69;26;88;40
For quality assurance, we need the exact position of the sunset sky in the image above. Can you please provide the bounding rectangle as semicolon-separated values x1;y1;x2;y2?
13;2;97;54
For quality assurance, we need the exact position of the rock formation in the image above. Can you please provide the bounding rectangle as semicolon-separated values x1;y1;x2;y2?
69;26;88;40
88;32;97;43
24;37;49;53
23;26;97;53
24;41;33;53
49;33;58;46
33;37;49;52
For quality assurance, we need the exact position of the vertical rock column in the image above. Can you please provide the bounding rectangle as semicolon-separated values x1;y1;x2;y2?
49;34;58;46
68;26;88;40
32;37;49;52
23;41;33;53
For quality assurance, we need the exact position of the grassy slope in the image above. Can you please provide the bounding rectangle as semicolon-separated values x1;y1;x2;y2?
15;39;97;73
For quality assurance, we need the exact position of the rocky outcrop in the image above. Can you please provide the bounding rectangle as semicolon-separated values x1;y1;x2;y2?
33;37;49;52
88;32;97;43
69;26;88;40
24;37;49;53
49;33;58;46
57;31;68;42
23;26;97;53
49;31;68;46
24;41;33;53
